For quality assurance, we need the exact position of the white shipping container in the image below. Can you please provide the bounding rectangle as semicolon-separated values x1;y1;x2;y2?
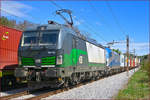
135;57;140;66
86;42;105;63
120;54;125;67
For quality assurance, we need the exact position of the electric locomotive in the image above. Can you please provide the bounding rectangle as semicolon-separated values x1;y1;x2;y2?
15;21;107;91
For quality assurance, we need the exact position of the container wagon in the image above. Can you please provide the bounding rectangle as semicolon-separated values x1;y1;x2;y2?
0;25;22;91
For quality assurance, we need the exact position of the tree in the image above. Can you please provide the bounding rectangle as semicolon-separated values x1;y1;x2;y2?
112;49;121;55
0;16;16;28
0;16;35;31
15;20;36;31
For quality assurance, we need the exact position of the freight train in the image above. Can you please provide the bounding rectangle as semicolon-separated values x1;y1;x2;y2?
0;25;22;91
14;22;140;91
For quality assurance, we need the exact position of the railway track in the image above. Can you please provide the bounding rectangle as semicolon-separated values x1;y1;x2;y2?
0;91;28;100
26;76;107;100
0;68;137;100
0;78;100;100
26;81;94;100
25;69;131;100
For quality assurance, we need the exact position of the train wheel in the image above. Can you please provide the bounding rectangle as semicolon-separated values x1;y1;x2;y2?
71;73;79;85
63;78;69;88
104;70;109;77
1;77;5;91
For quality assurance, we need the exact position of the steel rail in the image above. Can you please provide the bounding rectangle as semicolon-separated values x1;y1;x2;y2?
0;91;28;100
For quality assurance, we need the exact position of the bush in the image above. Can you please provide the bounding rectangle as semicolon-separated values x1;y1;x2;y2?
141;59;150;72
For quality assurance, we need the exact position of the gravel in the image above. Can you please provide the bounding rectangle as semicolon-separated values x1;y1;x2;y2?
43;68;139;99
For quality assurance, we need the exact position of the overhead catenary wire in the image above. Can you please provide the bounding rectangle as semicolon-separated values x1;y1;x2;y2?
88;0;123;41
105;0;126;37
73;16;108;43
50;0;108;43
50;0;62;9
62;2;109;43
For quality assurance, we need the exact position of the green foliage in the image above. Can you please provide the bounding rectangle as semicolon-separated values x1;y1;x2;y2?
115;69;150;99
0;16;16;28
116;54;150;100
112;49;121;55
0;16;34;30
139;54;149;61
141;60;149;71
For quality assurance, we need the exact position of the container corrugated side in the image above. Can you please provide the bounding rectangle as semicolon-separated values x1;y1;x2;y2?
0;25;22;69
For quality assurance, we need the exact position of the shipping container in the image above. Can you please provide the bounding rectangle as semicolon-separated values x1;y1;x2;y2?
86;42;105;63
135;57;137;66
130;56;135;68
120;54;125;67
105;47;111;66
105;48;120;67
0;25;22;91
109;51;120;67
133;57;135;67
135;57;140;66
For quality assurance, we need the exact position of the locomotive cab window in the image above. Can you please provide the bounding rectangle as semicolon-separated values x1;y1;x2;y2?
22;31;39;46
40;30;59;45
21;30;59;46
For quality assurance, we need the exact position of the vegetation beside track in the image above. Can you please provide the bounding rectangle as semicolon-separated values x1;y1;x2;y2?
115;59;150;99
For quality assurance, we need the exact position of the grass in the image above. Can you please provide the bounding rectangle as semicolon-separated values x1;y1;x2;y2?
115;68;150;100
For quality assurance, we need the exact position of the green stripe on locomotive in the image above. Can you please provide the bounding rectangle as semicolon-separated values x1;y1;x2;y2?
59;48;87;67
61;48;105;68
21;56;56;66
21;57;35;66
41;56;56;65
88;63;105;67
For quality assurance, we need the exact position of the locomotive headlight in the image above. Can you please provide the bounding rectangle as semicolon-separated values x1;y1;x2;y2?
35;59;41;63
56;55;63;65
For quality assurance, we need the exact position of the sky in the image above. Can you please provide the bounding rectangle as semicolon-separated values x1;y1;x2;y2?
1;0;149;56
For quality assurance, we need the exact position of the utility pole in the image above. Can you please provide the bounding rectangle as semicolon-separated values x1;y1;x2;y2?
133;49;135;72
126;35;129;76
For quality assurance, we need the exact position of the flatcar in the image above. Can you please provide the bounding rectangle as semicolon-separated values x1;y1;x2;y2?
0;25;22;91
